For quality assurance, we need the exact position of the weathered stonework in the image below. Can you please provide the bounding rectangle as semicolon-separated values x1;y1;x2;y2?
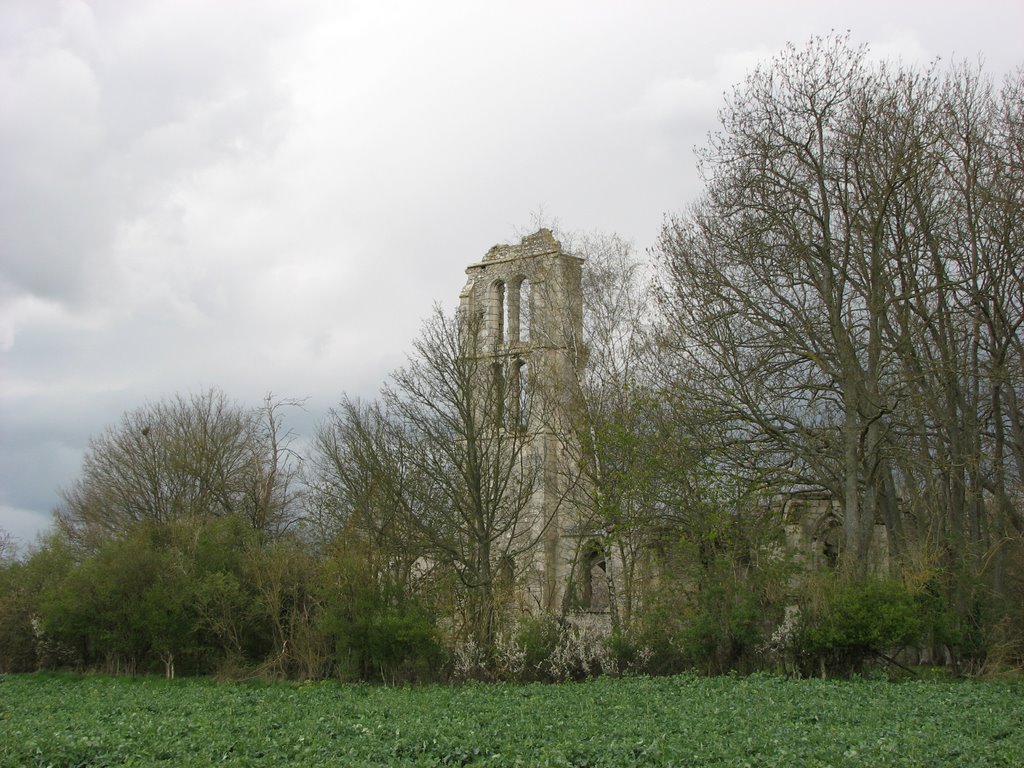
780;491;889;576
459;229;585;612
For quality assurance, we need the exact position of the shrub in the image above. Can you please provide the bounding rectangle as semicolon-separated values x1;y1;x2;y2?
479;613;619;682
318;549;443;684
331;605;442;684
510;614;560;680
630;557;783;675
794;575;924;676
0;560;37;672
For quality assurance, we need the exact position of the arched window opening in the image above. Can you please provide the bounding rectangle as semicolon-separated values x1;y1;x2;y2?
514;359;528;431
506;276;530;344
507;277;521;343
519;278;531;342
816;518;842;569
493;281;506;344
579;542;609;612
497;554;515;588
507;280;518;343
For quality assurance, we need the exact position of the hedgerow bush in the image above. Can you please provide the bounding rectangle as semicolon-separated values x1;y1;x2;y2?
457;614;619;682
625;557;786;675
318;549;444;685
793;575;924;677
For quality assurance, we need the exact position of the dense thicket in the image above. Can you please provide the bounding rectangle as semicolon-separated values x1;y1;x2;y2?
2;37;1021;680
658;37;1024;666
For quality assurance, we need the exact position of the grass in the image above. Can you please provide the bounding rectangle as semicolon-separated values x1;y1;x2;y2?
0;672;1021;766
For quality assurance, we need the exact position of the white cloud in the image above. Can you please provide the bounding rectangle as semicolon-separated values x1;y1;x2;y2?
2;0;1022;543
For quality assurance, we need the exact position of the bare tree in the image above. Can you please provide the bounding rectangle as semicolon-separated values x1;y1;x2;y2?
0;529;15;561
314;306;552;651
56;389;304;548
551;232;783;628
240;394;307;539
543;231;659;628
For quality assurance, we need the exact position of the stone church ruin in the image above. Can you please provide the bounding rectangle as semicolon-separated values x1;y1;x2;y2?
458;229;882;622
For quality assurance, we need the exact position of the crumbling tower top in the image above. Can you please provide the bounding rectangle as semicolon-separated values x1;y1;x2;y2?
479;228;563;264
460;229;584;355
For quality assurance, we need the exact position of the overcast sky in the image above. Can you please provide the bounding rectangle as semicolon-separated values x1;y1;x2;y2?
2;0;1021;547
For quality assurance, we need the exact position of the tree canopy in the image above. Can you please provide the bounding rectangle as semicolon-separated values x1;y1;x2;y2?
6;36;1023;680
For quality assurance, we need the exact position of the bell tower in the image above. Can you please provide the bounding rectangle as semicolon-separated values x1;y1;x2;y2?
459;229;585;611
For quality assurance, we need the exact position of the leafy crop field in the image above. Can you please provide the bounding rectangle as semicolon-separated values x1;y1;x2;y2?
1;673;1021;766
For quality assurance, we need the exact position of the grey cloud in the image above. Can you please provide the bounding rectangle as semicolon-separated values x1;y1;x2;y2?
2;0;1022;545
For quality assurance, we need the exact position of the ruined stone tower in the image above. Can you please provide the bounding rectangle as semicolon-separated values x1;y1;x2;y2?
459;229;585;612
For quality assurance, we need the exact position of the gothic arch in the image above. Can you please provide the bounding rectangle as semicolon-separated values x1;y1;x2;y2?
578;540;609;612
813;515;842;569
508;276;531;343
513;358;528;431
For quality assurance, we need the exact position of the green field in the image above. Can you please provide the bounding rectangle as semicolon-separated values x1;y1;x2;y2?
1;673;1021;766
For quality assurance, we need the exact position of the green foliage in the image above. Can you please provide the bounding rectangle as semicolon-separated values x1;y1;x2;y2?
679;566;765;673
191;570;265;670
25;518;270;677
631;549;787;675
36;525;199;675
12;517;452;683
795;576;925;676
511;614;561;679
244;537;328;679
494;614;615;682
908;560;1024;673
318;545;443;684
0;559;37;672
1;674;1022;766
190;516;269;671
911;575;981;663
1;534;78;670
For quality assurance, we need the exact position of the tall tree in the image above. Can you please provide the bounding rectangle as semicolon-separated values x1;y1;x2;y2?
552;232;786;634
658;35;1024;580
543;232;659;627
56;389;302;548
314;306;551;652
